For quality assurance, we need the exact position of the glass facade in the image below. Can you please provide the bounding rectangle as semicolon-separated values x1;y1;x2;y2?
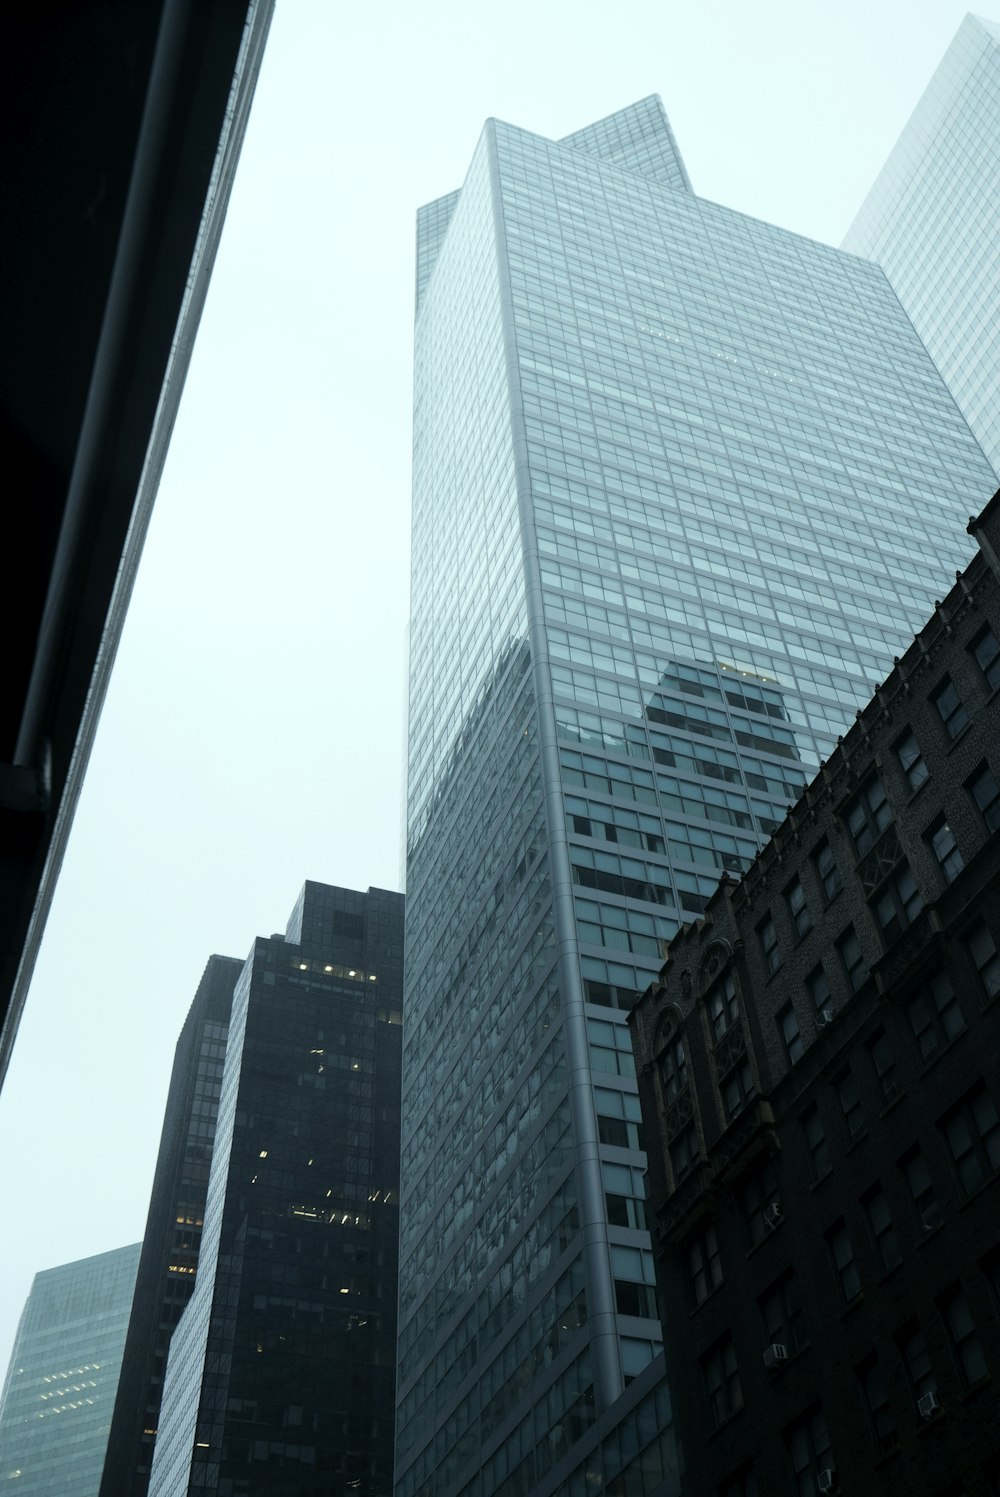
0;1243;141;1497
400;94;998;1497
844;13;1000;474
148;883;403;1497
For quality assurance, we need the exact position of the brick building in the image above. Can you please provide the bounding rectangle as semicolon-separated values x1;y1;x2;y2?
629;490;1000;1497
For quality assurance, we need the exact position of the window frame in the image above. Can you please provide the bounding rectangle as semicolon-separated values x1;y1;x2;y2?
931;676;969;741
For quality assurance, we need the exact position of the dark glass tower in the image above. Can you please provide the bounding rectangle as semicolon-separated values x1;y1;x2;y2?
147;883;403;1497
0;1243;141;1497
101;955;243;1497
399;97;998;1497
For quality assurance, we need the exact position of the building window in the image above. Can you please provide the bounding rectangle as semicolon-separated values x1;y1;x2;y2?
806;963;831;1014
900;1147;941;1232
940;1287;988;1387
863;1185;901;1273
801;1104;831;1182
971;625;1000;690
906;971;965;1062
758;914;781;976
845;775;892;857
932;676;969;740
721;1059;755;1123
813;839;841;903
858;1357;897;1452
836;1067;864;1142
968;762;1000;833
707;972;740;1042
967;920;1000;1002
759;1272;805;1354
670;1123;699;1185
837;927;867;993
784;1407;833;1497
702;1336;743;1428
785;877;811;938
826;1221;861;1302
719;1466;758;1497
942;1088;1000;1197
872;863;922;943
658;1035;687;1105
895;729;928;792
928;817;963;882
897;1322;936;1401
778;1004;803;1066
741;1161;779;1249
867;1029;898;1105
687;1224;722;1307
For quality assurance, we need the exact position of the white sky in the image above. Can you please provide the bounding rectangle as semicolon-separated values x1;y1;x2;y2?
0;0;982;1378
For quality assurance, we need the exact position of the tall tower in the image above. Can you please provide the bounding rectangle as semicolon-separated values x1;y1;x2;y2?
844;13;1000;474
148;883;403;1497
0;1243;141;1497
399;97;998;1497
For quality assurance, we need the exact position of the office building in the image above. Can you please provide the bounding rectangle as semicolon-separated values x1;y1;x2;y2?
399;95;998;1497
0;1243;141;1496
844;13;1000;474
147;882;403;1497
629;488;1000;1497
101;955;244;1497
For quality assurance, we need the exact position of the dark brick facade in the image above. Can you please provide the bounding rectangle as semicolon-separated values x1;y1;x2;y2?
629;490;1000;1497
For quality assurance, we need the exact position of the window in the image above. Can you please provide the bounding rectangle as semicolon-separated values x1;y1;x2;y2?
837;927;867;993
801;1105;831;1182
721;1059;755;1122
778;1004;803;1066
969;763;1000;833
942;1089;1000;1196
658;1034;687;1104
928;817;963;883
900;1147;941;1231
967;920;1000;1001
826;1221;861;1302
858;1357;897;1451
806;963;831;1013
836;1068;864;1142
895;729;928;792
932;676;969;740
785;877;811;938
907;971;965;1062
758;914;781;976
670;1123;699;1184
740;1161;779;1249
872;863;922;943
687;1223;722;1306
759;1272;805;1354
972;625;1000;690
707;972;740;1042
703;1336;743;1427
867;1029;898;1105
863;1185;901;1273
940;1287;988;1386
845;776;893;857
719;1467;758;1497
614;1278;657;1319
813;839;841;903
897;1322;936;1400
784;1407;833;1497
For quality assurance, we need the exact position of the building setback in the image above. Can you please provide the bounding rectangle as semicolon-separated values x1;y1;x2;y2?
147;882;403;1497
100;954;243;1497
629;490;1000;1497
0;1243;141;1497
844;13;1000;475
399;91;997;1497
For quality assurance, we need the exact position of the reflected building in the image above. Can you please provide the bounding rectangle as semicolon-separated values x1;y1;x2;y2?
399;95;998;1497
0;1243;141;1497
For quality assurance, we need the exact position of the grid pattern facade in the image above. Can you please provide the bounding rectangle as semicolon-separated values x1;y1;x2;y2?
0;1244;141;1497
400;99;998;1497
844;14;1000;474
148;884;403;1497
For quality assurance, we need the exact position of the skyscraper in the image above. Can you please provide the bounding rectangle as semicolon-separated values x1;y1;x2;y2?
844;13;1000;474
148;883;403;1497
101;955;244;1497
0;1243;141;1497
399;97;997;1497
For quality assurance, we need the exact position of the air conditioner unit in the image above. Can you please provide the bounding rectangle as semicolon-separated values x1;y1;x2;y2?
817;1008;833;1029
762;1342;788;1370
817;1469;837;1493
763;1199;782;1229
918;1390;941;1419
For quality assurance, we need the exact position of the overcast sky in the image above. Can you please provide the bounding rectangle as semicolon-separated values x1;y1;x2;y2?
0;0;983;1377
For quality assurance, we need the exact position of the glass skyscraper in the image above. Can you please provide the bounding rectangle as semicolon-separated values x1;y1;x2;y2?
0;1243;141;1496
399;94;997;1497
844;12;1000;474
